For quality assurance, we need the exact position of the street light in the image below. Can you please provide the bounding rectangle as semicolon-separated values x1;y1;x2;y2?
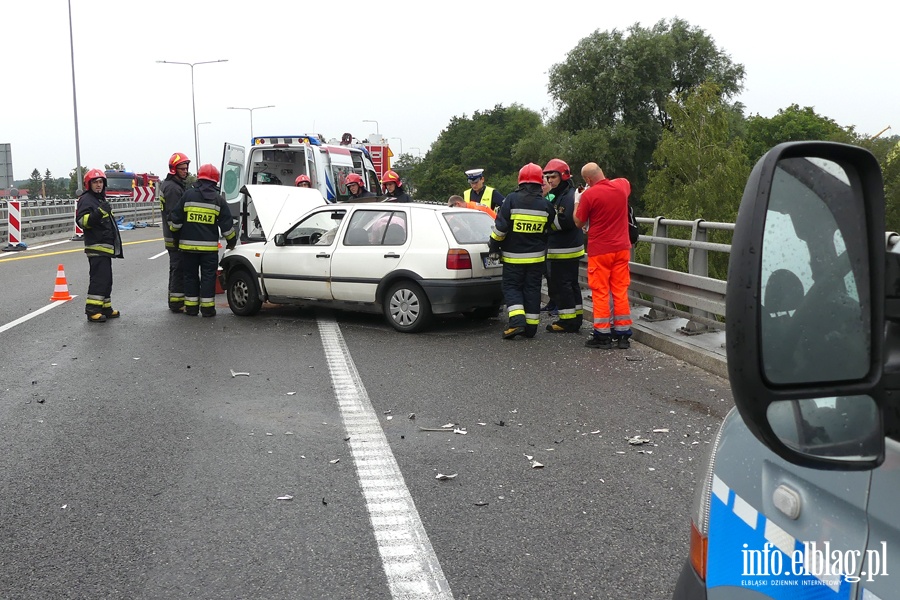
228;105;275;140
363;119;380;135
67;0;83;194
156;59;228;166
410;147;422;157
390;137;403;156
197;122;211;164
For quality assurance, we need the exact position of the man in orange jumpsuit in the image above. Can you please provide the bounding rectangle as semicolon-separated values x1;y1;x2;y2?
574;162;633;349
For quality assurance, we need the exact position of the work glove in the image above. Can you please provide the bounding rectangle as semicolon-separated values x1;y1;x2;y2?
225;238;236;251
98;200;112;214
488;251;501;262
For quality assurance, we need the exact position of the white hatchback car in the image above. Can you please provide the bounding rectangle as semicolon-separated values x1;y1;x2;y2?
219;185;504;332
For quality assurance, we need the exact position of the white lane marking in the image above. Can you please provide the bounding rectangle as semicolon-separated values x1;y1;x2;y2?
317;317;453;599
0;299;78;335
149;250;167;260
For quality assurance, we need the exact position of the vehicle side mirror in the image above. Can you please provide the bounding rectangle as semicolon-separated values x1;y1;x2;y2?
727;141;886;469
274;233;286;247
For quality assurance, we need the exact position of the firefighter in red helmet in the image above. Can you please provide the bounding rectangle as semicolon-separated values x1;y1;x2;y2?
75;168;124;323
167;164;236;317
543;158;585;333
380;170;411;203
159;152;191;312
345;172;375;199
489;163;556;339
295;174;312;188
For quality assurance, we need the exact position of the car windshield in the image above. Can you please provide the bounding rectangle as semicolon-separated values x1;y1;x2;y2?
443;211;493;244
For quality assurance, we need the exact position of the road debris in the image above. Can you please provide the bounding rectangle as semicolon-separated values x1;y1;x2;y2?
330;459;340;464
435;473;457;480
408;413;415;420
531;461;544;469
230;369;250;377
418;426;455;432
628;436;650;445
474;501;489;507
277;495;294;501
652;428;670;433
287;392;297;396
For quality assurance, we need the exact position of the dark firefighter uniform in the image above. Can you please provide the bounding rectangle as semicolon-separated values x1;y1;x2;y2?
160;172;188;312
490;165;555;339
545;179;585;332
168;175;236;317
75;172;124;321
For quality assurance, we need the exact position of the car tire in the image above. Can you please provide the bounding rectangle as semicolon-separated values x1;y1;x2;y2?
463;306;500;320
383;281;432;333
227;269;262;316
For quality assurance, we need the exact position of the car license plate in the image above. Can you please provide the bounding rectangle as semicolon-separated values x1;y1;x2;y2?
482;254;502;268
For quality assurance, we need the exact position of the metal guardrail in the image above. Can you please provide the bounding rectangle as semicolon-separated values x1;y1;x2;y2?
1;199;160;243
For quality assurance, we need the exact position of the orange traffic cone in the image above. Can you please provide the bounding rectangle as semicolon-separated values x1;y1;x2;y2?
50;264;73;301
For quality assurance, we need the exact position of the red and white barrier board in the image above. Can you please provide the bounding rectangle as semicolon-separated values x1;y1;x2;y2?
132;186;155;202
7;201;21;245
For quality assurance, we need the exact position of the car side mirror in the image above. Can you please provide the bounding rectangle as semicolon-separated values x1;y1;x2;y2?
274;233;286;247
727;141;886;469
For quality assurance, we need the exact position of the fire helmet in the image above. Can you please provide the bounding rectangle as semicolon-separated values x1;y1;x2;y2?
345;173;365;187
381;170;401;186
168;152;191;175
295;174;311;186
83;168;107;188
543;158;571;181
518;163;544;185
197;164;220;184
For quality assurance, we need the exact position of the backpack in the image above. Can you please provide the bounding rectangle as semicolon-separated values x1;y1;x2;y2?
628;205;639;245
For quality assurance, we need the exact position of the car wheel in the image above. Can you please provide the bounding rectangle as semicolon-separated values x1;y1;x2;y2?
383;281;432;333
227;269;262;316
463;306;500;320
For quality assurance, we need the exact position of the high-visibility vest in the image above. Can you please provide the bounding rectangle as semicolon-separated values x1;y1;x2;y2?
464;185;495;208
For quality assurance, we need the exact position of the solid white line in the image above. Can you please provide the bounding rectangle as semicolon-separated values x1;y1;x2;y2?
149;250;167;260
0;298;77;335
317;317;453;599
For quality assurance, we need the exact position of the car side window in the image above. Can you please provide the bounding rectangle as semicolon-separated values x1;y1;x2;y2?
343;211;407;246
285;210;344;246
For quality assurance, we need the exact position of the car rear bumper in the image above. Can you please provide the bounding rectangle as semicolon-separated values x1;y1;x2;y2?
673;560;705;599
420;276;504;314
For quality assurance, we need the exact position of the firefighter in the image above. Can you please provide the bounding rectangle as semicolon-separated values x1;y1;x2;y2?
345;173;376;199
168;164;236;317
159;152;190;312
75;169;124;323
295;174;312;188
463;168;505;211
381;170;411;202
543;158;585;333
490;163;555;339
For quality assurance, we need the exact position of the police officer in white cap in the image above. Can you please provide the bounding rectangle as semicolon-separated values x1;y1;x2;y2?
463;168;505;211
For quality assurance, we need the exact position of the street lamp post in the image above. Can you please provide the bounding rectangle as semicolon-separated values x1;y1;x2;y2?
228;106;275;140
156;59;228;165
410;147;422;157
67;0;83;194
390;137;403;156
363;119;380;135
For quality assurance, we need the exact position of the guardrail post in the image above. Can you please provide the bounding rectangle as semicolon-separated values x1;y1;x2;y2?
643;216;675;322
680;219;714;335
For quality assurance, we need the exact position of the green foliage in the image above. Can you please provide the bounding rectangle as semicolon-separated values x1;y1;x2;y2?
643;82;751;279
744;104;857;164
546;18;745;204
104;162;125;171
28;169;43;199
411;104;542;201
880;137;900;233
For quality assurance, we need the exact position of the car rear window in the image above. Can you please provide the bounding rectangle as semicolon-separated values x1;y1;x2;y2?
443;211;493;244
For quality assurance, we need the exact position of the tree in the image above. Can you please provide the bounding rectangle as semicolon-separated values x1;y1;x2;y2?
744;104;856;164
546;18;745;205
642;83;751;279
412;104;543;201
28;169;43;199
105;162;125;171
43;169;55;199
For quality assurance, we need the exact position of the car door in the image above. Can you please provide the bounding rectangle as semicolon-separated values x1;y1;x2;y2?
259;207;347;301
330;207;409;303
219;142;245;233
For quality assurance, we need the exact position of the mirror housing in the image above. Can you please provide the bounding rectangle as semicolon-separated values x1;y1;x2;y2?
274;233;286;247
727;141;886;469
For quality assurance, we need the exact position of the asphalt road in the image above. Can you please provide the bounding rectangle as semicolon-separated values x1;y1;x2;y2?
0;227;732;599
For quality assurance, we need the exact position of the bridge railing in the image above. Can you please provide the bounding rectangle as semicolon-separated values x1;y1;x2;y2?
1;199;159;242
580;217;733;335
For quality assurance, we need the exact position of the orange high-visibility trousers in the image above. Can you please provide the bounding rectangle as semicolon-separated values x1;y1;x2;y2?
587;250;633;335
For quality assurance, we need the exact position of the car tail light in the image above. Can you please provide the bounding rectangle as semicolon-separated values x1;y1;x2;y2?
688;519;708;580
446;248;472;270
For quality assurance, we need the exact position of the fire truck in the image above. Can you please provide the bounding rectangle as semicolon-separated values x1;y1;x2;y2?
103;170;160;200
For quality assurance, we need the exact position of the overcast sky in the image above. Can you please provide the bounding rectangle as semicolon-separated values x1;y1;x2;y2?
3;1;896;182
